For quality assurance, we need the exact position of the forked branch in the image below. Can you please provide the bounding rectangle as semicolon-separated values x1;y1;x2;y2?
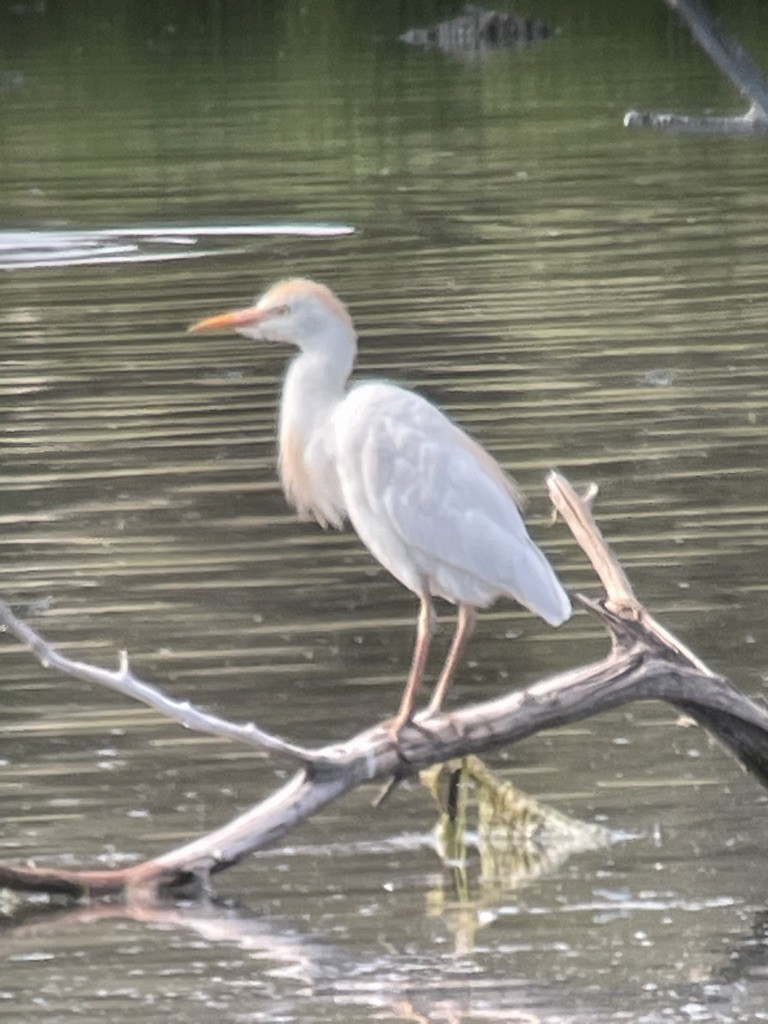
1;472;767;905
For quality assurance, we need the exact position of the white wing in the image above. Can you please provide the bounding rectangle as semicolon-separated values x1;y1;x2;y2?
333;382;570;624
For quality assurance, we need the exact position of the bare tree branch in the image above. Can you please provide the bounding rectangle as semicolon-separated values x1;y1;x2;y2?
547;474;637;613
625;0;768;134
668;0;768;116
0;604;320;767
2;472;768;905
547;474;713;676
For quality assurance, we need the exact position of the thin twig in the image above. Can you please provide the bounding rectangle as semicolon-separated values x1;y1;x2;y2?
0;602;318;767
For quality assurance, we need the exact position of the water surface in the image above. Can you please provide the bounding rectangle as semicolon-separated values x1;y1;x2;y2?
2;2;768;1021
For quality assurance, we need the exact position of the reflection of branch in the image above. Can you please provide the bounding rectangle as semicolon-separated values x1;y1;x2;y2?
2;472;768;905
0;899;328;990
424;754;611;899
625;0;768;134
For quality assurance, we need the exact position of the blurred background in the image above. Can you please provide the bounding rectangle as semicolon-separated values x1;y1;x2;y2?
1;1;768;1021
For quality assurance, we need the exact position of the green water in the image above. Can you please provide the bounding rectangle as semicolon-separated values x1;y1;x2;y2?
1;2;768;1021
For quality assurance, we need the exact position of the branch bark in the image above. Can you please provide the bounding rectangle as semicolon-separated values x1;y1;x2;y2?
2;472;767;905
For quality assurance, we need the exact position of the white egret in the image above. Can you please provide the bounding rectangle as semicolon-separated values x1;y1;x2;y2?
189;278;570;731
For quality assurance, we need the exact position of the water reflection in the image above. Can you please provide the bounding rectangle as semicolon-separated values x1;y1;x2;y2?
3;885;768;1021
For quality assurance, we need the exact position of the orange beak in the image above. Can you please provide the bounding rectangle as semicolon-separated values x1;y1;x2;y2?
187;306;266;333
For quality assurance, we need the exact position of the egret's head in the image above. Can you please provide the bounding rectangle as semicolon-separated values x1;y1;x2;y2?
188;278;357;358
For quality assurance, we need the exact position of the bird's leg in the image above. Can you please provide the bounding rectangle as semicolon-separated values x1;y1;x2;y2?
390;595;436;732
424;603;477;718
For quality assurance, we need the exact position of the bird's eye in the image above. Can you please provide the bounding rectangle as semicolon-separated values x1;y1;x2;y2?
270;304;290;317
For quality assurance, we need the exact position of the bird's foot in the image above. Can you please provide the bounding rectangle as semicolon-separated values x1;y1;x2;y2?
386;714;435;748
386;713;448;762
374;713;451;807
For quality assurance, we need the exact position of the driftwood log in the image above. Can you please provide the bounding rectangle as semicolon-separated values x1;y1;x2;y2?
625;0;768;135
1;471;768;906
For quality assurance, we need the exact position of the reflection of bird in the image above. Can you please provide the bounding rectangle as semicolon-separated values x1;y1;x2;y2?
189;279;570;731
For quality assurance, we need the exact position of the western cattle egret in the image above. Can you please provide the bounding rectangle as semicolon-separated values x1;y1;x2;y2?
189;279;570;731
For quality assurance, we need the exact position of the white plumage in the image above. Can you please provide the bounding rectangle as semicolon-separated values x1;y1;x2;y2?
189;278;570;730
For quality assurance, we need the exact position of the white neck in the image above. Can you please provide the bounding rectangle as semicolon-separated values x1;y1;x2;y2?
280;345;352;436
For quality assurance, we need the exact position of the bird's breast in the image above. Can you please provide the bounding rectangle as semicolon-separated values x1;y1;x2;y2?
278;424;345;530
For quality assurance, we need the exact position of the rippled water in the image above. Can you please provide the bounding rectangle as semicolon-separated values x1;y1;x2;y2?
2;2;768;1022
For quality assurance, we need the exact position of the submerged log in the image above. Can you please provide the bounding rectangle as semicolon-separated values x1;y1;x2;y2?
400;7;555;60
1;472;768;905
